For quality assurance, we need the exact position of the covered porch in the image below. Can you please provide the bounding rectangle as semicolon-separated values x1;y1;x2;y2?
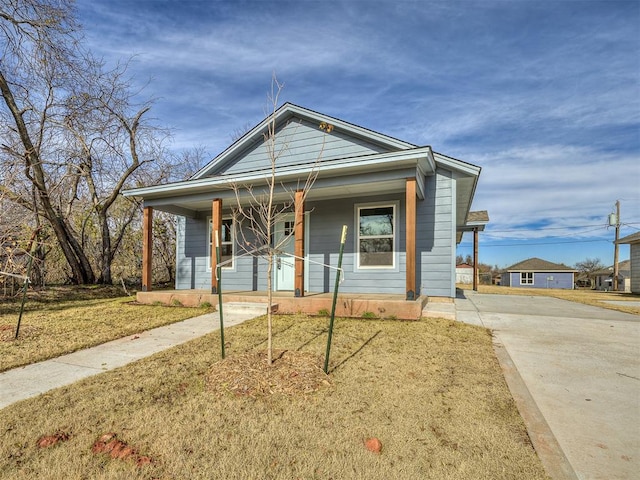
136;158;434;301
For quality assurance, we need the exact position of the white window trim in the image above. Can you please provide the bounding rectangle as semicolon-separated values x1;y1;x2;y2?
355;201;398;270
520;272;534;285
207;216;235;272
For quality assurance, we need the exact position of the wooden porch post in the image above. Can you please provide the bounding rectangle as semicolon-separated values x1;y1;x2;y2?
294;190;305;297
142;206;153;292
473;227;479;291
406;178;417;300
211;198;222;294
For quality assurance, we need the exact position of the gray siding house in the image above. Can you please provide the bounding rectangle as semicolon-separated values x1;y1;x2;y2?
593;259;631;292
124;104;484;301
501;257;577;289
617;232;640;294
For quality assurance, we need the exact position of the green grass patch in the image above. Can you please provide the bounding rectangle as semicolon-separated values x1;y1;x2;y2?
0;314;549;479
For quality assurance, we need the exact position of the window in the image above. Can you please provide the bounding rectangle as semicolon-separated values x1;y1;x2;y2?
357;204;395;268
283;220;294;237
209;217;234;269
520;272;533;285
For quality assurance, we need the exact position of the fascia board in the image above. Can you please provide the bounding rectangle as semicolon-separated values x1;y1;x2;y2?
189;105;293;180
190;103;419;180
123;147;435;199
285;104;417;150
433;152;481;177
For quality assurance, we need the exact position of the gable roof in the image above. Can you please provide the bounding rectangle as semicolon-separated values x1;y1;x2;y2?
122;104;483;231
593;259;631;276
191;103;418;179
506;257;577;272
456;263;474;269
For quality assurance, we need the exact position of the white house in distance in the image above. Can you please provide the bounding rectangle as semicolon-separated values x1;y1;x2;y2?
593;259;631;292
456;264;474;284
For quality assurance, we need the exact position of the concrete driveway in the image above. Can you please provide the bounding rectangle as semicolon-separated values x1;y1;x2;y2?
456;292;639;480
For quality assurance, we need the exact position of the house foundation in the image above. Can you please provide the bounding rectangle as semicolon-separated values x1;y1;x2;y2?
136;290;429;320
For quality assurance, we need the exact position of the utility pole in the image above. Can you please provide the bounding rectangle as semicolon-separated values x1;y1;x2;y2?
613;200;620;291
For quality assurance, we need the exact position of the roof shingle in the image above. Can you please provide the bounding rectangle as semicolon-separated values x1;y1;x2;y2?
506;257;576;272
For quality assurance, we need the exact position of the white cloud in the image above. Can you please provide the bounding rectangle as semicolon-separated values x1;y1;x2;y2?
74;0;639;267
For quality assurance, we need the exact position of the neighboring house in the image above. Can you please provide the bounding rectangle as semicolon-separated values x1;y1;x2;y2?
593;259;631;292
456;264;474;284
617;232;640;293
501;257;577;289
123;103;486;301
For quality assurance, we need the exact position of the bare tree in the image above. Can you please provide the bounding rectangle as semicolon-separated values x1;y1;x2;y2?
61;59;169;284
0;1;167;284
230;77;332;365
575;257;605;288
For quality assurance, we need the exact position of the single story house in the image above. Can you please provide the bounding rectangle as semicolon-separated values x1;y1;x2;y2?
501;257;577;289
593;259;631;292
123;104;487;315
617;232;640;293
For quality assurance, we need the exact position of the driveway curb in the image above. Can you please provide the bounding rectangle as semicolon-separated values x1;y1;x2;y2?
493;342;578;480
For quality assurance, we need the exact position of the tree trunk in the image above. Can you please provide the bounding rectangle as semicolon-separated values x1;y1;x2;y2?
0;70;95;284
97;210;113;284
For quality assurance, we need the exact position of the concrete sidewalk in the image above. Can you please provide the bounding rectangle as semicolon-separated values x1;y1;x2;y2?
0;306;262;410
456;291;640;480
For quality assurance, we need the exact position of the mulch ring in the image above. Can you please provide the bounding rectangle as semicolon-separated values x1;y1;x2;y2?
0;324;40;342
206;350;332;398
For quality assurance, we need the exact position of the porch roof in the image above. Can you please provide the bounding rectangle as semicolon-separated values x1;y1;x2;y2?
123;147;481;230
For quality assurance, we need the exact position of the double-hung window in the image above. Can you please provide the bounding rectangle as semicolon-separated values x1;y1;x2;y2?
520;272;533;285
208;217;234;269
357;204;395;268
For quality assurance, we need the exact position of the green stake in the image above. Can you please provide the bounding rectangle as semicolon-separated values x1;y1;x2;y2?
324;225;347;374
215;232;225;359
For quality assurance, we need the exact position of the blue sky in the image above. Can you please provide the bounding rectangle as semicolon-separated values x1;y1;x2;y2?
77;0;639;269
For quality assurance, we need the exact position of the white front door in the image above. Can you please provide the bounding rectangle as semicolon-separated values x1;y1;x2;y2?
274;217;296;291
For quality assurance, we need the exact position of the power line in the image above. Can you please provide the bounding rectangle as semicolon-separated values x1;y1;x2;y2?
459;238;610;248
486;221;640;234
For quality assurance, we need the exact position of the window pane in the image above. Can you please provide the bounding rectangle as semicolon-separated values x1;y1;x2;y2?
221;219;232;243
221;245;233;264
360;238;393;266
359;207;393;236
284;221;294;236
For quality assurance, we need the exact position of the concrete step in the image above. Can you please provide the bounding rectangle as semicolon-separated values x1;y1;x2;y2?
422;302;456;321
221;302;271;316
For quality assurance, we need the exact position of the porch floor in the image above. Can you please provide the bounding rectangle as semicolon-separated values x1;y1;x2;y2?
137;289;431;320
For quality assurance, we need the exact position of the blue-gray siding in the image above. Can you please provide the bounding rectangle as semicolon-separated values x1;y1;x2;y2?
175;169;456;297
206;119;390;177
501;271;575;289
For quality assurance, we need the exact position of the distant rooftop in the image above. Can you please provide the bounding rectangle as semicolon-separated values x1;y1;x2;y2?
506;257;577;272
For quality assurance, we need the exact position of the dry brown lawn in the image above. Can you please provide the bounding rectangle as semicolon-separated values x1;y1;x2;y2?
464;284;640;315
0;286;213;372
0;313;550;479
